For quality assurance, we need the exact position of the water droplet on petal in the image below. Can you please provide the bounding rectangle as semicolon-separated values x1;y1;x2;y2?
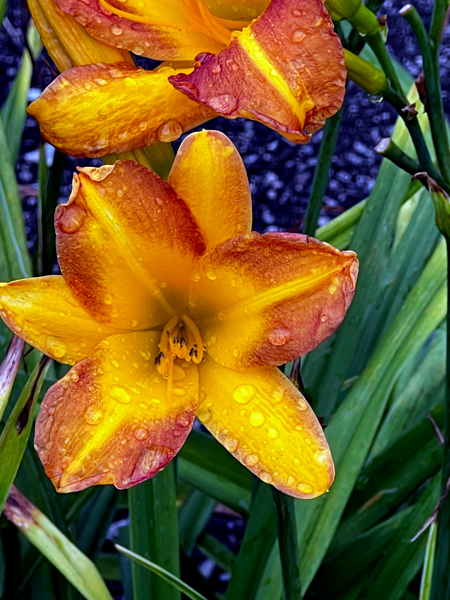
109;385;131;404
46;336;66;358
157;120;183;142
208;94;238;113
233;384;256;404
198;408;211;423
134;427;148;441
245;454;259;467
110;23;123;35
176;414;191;427
268;427;278;438
297;398;307;411
58;206;86;234
292;29;306;43
104;293;114;305
70;371;79;383
268;327;292;346
211;64;222;74
206;270;217;280
249;411;265;427
271;387;285;403
232;348;240;358
84;406;103;425
111;359;119;368
173;387;186;397
297;483;314;494
260;471;273;484
134;45;144;55
223;437;239;453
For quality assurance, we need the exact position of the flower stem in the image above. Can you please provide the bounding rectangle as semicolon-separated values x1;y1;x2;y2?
366;32;407;101
400;5;450;184
272;489;301;600
382;87;450;194
430;237;450;600
304;107;344;237
429;0;450;48
374;137;421;176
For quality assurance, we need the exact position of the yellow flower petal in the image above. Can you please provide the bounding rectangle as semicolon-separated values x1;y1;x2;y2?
197;356;333;498
27;63;216;157
28;0;133;72
205;0;269;21
168;130;252;250
56;161;206;329
56;0;227;60
35;331;199;492
170;0;346;142
0;276;121;364
190;232;358;369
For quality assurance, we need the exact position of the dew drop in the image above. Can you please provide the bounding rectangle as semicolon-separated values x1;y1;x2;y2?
151;397;161;404
268;427;279;438
46;336;66;359
110;23;123;35
304;437;312;445
84;406;103;425
134;45;144;55
260;471;273;484
173;387;186;397
198;408;211;423
58;206;86;234
233;384;256;404
232;348;240;358
292;29;306;43
249;411;265;427
292;8;303;16
140;350;151;361
245;454;259;467
109;385;131;404
134;427;148;441
268;327;292;346
211;64;222;74
208;94;238;113
297;483;314;494
271;387;285;403
138;121;148;131
111;359;119;368
176;414;191;427
70;371;79;383
206;270;217;280
160;281;167;288
157;119;183;142
223;437;239;453
104;293;114;305
297;398;307;411
287;476;295;486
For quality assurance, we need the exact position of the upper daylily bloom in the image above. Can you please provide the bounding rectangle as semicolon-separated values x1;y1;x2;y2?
27;0;346;157
0;131;357;497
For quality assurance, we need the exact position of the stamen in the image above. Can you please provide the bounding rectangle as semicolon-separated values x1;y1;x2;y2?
180;337;186;347
173;336;179;345
154;356;161;366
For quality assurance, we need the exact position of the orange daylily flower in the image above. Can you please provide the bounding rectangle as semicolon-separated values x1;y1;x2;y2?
0;132;357;497
27;0;346;157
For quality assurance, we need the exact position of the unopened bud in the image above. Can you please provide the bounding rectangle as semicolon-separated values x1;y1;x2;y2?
413;172;450;238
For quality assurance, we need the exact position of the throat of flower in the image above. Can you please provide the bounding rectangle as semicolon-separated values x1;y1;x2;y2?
97;0;248;45
156;314;204;400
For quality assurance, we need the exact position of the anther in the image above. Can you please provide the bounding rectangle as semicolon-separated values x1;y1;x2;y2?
180;337;186;347
158;351;164;360
154;357;161;366
189;347;198;357
174;336;179;345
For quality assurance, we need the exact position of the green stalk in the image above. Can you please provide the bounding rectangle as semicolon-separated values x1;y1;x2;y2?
375;137;421;176
304;107;344;236
382;87;450;194
273;490;301;600
366;32;406;101
429;0;450;49
420;521;437;600
400;5;450;183
430;239;450;600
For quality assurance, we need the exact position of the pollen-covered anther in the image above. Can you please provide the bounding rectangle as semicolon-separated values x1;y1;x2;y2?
156;313;204;382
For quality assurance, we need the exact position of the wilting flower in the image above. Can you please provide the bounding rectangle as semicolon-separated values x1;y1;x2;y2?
27;0;346;157
0;132;357;497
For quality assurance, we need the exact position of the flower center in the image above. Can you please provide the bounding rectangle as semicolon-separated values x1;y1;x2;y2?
156;314;204;398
